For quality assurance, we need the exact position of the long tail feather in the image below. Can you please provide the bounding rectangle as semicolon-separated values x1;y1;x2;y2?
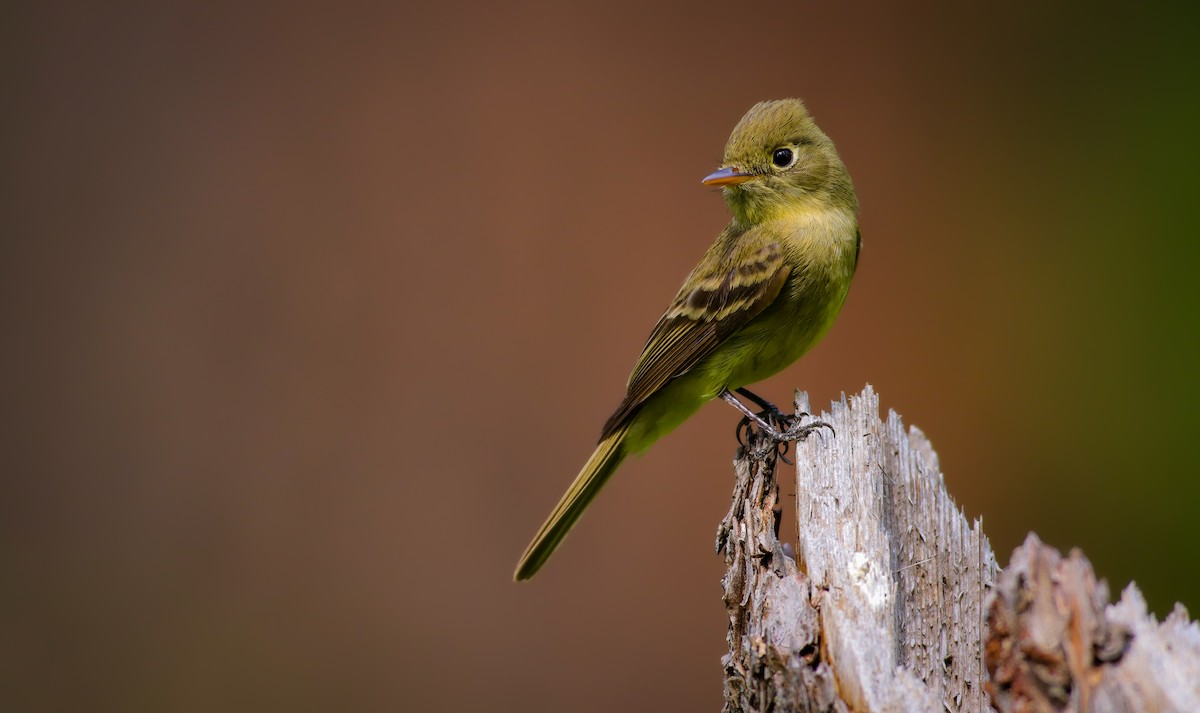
513;424;630;580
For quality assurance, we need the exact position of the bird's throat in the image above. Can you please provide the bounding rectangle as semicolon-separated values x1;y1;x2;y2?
726;188;839;227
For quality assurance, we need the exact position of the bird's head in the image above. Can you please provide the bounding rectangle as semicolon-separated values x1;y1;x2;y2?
703;98;857;225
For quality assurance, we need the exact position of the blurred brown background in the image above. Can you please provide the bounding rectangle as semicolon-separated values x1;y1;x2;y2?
4;1;1199;711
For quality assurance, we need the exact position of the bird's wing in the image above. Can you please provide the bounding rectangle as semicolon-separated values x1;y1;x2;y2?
600;241;789;439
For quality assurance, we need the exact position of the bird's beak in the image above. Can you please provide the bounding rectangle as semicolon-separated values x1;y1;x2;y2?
701;167;754;186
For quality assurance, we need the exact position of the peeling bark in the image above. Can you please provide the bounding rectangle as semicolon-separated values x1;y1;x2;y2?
986;534;1200;713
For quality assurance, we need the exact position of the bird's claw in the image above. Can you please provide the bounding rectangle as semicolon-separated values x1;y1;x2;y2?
735;408;793;446
780;417;835;441
735;410;832;462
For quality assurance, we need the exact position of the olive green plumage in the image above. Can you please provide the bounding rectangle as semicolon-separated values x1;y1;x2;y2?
515;99;860;581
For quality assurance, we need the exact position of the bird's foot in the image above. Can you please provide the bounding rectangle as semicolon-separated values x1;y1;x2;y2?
778;415;835;442
734;388;790;427
735;412;794;462
733;406;794;447
722;389;835;462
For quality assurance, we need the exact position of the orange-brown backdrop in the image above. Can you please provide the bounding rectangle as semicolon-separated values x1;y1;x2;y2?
5;2;1199;711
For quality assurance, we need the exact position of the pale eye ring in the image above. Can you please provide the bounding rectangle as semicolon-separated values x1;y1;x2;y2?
771;147;797;169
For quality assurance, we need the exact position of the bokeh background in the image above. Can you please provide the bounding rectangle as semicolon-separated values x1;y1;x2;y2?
5;2;1199;711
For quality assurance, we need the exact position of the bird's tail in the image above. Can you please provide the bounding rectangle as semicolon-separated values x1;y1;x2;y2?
513;423;631;581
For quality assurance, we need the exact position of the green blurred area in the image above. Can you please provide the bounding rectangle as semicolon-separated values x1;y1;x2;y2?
938;6;1200;613
3;2;1199;712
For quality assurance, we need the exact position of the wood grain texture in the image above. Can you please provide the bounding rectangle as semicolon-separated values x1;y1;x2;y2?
721;385;999;712
718;385;1200;712
717;424;844;713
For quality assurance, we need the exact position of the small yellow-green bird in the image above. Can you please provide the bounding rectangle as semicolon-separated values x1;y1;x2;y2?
514;98;860;580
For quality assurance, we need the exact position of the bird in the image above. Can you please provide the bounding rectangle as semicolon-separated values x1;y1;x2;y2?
514;98;860;580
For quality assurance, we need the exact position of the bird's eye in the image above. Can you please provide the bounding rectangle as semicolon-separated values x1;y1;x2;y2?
771;148;796;168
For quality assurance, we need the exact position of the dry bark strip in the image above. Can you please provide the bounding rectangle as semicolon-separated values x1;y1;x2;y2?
718;385;1200;713
986;533;1200;713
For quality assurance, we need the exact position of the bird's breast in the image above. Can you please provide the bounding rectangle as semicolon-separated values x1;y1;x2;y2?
716;209;858;389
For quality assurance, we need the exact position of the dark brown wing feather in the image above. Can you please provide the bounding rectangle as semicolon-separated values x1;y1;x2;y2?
600;243;789;439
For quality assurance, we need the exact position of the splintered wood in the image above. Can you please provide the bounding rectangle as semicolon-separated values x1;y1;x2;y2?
986;534;1200;712
717;385;1200;713
717;422;843;713
719;385;994;712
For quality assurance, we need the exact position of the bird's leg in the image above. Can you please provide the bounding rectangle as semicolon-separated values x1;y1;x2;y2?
728;388;796;460
735;387;794;431
722;389;787;441
722;390;794;462
721;388;836;453
733;387;778;413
